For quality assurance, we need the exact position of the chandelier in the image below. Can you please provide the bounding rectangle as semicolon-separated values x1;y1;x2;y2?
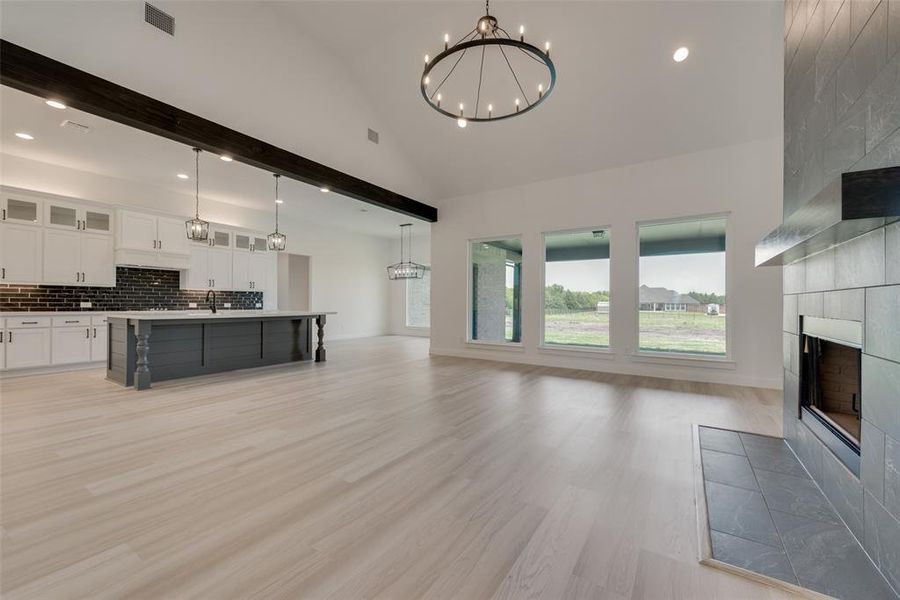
420;0;555;127
387;224;426;280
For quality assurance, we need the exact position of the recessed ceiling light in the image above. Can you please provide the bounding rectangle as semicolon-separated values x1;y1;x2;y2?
320;187;330;193
673;47;689;62
45;99;67;109
177;173;189;179
220;155;233;162
15;132;34;140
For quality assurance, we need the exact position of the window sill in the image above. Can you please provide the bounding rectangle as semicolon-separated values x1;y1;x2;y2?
538;344;615;359
466;340;525;352
630;351;735;369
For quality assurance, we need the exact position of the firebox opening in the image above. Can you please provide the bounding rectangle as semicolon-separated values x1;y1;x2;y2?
800;333;862;453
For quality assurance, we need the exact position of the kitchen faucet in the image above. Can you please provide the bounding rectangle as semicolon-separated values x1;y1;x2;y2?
205;289;217;314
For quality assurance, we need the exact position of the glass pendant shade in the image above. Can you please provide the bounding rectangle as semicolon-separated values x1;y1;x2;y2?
267;231;286;251
185;218;209;241
387;223;426;280
267;173;287;251
185;147;209;241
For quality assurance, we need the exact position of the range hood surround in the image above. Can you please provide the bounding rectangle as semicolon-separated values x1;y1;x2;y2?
755;166;900;267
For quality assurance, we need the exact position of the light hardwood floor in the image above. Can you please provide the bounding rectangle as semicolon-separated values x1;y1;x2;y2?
1;336;799;599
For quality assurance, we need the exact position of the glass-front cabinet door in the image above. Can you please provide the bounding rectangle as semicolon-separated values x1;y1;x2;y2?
234;233;251;252
83;209;112;234
46;201;79;230
252;236;268;252
210;227;231;249
1;195;41;226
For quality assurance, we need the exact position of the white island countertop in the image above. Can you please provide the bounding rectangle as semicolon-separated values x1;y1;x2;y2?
106;310;335;321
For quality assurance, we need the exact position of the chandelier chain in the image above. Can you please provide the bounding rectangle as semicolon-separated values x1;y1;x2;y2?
496;41;531;107
475;43;486;118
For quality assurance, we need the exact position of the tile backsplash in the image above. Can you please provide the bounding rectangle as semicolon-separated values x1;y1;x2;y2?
0;267;262;312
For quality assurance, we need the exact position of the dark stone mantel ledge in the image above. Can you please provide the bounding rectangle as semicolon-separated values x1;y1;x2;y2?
755;166;900;267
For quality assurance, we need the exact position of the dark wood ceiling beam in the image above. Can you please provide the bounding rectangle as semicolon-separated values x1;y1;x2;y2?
0;39;438;222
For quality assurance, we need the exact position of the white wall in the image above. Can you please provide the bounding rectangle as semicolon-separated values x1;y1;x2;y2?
430;137;784;389
277;254;310;312
0;0;434;203
1;154;392;340
388;233;431;336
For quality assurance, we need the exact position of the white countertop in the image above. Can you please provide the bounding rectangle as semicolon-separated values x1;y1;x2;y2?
105;310;335;321
0;311;108;317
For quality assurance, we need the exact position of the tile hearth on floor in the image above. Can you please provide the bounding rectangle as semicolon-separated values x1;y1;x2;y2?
699;426;898;599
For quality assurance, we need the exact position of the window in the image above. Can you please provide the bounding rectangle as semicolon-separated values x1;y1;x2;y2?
470;238;522;343
406;267;431;328
638;216;726;356
542;229;610;348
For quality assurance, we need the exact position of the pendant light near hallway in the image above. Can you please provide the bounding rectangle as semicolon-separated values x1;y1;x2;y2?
387;223;425;279
267;174;287;251
184;148;210;241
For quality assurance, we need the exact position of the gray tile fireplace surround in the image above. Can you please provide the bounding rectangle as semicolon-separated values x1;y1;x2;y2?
700;427;897;599
782;222;900;596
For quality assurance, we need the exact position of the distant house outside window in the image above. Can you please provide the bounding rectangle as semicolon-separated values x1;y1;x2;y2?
406;267;431;328
470;238;522;343
542;229;611;348
638;216;727;356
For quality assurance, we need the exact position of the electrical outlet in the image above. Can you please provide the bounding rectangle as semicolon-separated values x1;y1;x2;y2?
79;301;92;308
255;303;262;308
223;303;231;308
188;302;197;308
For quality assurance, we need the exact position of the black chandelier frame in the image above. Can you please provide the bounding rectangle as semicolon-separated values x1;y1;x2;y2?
420;20;556;124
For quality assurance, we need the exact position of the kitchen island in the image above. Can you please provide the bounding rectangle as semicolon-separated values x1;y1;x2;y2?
106;310;334;390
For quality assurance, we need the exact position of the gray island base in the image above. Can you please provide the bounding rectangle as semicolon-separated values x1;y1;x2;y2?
106;311;334;390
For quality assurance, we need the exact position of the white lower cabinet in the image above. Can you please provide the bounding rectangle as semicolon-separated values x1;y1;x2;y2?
91;316;108;362
5;328;51;369
52;326;92;365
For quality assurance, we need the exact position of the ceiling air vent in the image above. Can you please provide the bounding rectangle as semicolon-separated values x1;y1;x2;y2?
145;3;175;36
367;128;379;144
60;120;91;134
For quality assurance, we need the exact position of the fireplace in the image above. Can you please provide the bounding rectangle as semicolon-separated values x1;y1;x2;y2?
799;316;863;475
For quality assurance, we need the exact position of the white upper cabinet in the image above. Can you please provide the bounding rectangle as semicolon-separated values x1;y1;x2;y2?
81;234;115;286
115;210;190;269
234;232;252;253
209;249;233;290
251;235;268;253
44;228;115;287
249;253;268;291
156;217;189;256
43;229;81;285
232;251;251;291
185;245;210;289
1;194;42;226
117;210;158;252
0;223;43;283
44;200;112;234
209;226;232;249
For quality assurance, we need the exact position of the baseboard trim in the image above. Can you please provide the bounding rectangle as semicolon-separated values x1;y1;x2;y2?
1;361;105;378
428;346;782;390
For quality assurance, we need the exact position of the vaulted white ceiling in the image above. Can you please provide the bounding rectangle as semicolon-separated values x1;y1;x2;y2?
1;0;782;214
279;0;783;200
